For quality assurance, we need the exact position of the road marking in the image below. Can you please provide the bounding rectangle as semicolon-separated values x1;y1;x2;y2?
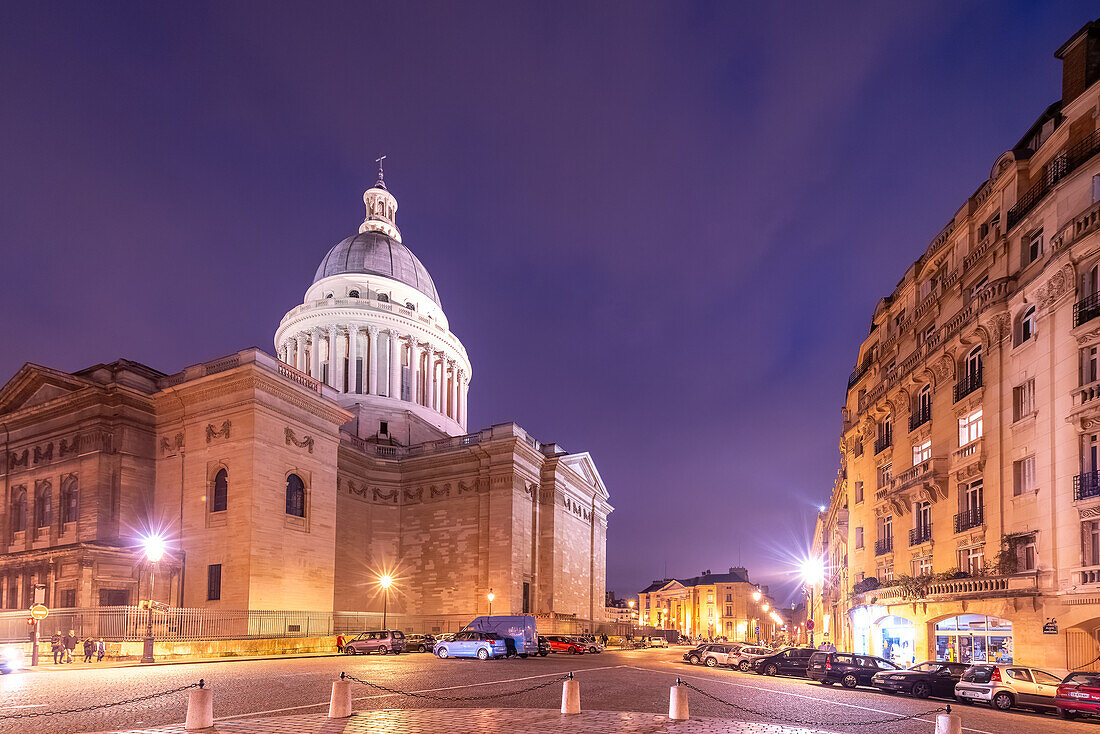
213;664;627;721
623;665;996;734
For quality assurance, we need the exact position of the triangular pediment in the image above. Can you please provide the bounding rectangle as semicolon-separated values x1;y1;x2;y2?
0;364;97;416
658;580;686;592
559;452;609;499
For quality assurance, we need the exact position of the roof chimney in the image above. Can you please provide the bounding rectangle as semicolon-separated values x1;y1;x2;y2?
1055;17;1100;105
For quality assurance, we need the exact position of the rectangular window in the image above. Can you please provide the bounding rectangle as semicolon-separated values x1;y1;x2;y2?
854;480;864;504
877;463;893;489
958;546;985;575
959;408;983;446
913;440;932;464
881;566;894;582
855;526;865;549
1015;536;1037;571
1085;521;1100;566
726;605;732;616
207;564;222;601
1013;380;1035;421
1083;347;1099;386
60;589;76;608
522;582;531;613
1023;229;1044;267
911;557;932;576
1013;455;1037;496
725;593;732;602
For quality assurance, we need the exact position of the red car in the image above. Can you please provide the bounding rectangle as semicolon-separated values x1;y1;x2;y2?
1055;671;1100;720
545;635;586;654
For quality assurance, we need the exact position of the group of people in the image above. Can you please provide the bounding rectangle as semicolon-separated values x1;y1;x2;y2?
49;630;105;664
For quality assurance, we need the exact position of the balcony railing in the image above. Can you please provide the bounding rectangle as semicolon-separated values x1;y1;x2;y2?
1075;565;1100;586
847;361;872;390
873;435;892;455
954;508;984;533
909;524;932;546
909;405;931;432
1074;471;1100;501
1075;292;1100;329
954;369;982;403
1007;128;1100;230
874;537;894;556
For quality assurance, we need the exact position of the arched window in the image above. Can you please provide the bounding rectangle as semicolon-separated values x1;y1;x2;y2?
348;289;360;298
61;478;78;524
34;484;51;529
212;468;228;513
1016;306;1036;345
406;302;415;310
286;474;306;518
377;293;390;303
10;490;26;534
325;292;334;299
965;346;982;379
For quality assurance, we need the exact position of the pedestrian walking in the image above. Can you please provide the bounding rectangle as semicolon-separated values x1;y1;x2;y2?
63;629;76;663
82;637;94;663
336;634;345;653
50;633;62;664
96;638;105;662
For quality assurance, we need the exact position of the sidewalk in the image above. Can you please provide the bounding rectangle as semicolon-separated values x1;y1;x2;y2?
99;709;838;733
22;651;341;673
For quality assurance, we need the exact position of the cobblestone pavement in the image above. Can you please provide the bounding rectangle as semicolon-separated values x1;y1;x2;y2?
0;647;1094;734
97;709;838;733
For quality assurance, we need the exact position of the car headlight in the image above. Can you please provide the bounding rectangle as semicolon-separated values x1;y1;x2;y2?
2;646;23;670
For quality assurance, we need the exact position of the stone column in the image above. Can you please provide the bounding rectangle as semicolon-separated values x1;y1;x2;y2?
0;575;7;610
309;329;321;378
367;326;380;396
326;326;338;388
462;375;470;430
388;331;401;398
425;346;437;410
348;326;359;394
409;340;422;405
457;369;466;428
336;327;348;392
295;335;305;372
448;360;458;419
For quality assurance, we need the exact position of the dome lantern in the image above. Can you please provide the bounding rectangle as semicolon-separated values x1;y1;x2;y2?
360;155;401;242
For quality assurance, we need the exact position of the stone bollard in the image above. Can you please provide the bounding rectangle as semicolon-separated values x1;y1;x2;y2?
329;673;353;718
561;672;581;714
934;705;961;734
669;678;689;720
185;679;213;730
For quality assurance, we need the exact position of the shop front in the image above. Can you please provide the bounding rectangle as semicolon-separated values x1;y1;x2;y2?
850;606;916;665
933;614;1013;664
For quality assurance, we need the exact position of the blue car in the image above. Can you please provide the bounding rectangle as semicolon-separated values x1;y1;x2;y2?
434;630;508;660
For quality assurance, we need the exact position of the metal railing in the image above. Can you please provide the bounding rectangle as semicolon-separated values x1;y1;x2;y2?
1075;292;1100;329
874;537;893;556
954;508;984;533
1008;129;1100;230
908;405;931;431
1074;471;1100;501
954;369;982;402
909;524;932;546
873;435;892;455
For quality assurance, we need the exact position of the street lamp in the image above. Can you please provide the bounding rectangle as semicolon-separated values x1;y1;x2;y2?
378;574;393;629
752;590;762;602
800;556;826;648
487;589;494;617
141;534;166;663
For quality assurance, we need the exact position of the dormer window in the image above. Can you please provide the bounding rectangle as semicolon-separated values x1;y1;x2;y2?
377;293;389;303
348;289;360;298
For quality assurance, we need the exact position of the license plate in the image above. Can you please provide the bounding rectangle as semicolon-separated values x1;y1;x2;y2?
960;691;980;698
1070;691;1090;698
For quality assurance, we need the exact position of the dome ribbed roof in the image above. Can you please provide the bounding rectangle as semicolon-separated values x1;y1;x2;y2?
313;231;440;306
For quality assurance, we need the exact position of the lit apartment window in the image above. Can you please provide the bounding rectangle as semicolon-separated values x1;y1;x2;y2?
912;557;932;576
1013;455;1037;496
958;546;985;575
854;526;864;549
1015;535;1037;571
854;480;864;504
913;440;931;465
1082;346;1099;386
881;565;895;582
959;408;983;446
877;463;892;488
1013;380;1036;421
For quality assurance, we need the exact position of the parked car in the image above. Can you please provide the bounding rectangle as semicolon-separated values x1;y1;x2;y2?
808;651;900;688
405;634;437;653
729;645;773;672
954;664;1065;711
1055;671;1100;720
687;643;741;668
871;661;968;699
576;635;603;653
649;637;669;648
545;635;586;654
0;646;22;674
464;616;539;657
536;635;551;657
343;630;406;655
434;630;508;660
753;647;817;677
684;644;710;665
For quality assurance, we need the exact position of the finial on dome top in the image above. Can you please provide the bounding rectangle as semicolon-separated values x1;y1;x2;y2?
374;154;387;189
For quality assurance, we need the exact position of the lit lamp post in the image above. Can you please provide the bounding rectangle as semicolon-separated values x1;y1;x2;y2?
801;557;826;649
487;589;494;617
141;534;166;663
628;599;635;634
378;574;393;629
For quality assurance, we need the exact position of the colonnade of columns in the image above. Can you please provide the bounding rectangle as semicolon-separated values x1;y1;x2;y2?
279;326;468;426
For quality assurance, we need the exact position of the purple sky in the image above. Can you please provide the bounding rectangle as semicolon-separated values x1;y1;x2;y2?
2;2;1095;603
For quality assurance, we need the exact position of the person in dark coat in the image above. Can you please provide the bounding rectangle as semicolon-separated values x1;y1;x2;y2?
82;638;94;663
63;630;76;663
50;633;62;664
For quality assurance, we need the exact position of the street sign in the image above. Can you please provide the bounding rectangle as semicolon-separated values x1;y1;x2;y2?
805;619;815;631
1043;618;1058;635
29;604;48;620
150;601;169;613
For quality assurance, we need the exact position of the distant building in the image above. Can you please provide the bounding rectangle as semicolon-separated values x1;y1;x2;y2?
637;567;781;641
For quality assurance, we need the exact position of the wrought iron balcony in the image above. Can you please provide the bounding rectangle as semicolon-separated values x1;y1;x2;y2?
909;524;932;546
1074;471;1100;501
953;508;984;533
953;369;982;403
874;537;894;556
909;405;931;432
1008;128;1100;230
1075;292;1100;328
873;435;892;455
847;361;872;390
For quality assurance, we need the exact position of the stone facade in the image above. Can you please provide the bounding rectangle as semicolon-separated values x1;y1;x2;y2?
637;569;781;642
811;18;1100;670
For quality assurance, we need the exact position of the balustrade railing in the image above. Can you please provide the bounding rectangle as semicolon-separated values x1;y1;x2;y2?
1074;471;1100;501
1008;129;1100;229
954;369;982;402
1075;291;1100;328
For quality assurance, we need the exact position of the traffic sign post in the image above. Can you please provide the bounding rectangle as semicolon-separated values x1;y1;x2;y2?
28;605;47;667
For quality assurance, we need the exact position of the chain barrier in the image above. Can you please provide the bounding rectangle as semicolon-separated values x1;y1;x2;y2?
676;679;948;728
341;670;571;702
0;679;204;720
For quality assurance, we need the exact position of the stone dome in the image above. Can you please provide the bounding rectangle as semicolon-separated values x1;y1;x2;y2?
313;231;440;306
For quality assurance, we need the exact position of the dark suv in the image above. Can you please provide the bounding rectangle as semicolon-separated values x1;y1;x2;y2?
808;651;900;688
753;647;816;677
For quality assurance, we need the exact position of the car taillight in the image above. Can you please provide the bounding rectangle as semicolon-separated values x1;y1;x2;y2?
1057;686;1069;696
990;668;1001;683
825;661;831;670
